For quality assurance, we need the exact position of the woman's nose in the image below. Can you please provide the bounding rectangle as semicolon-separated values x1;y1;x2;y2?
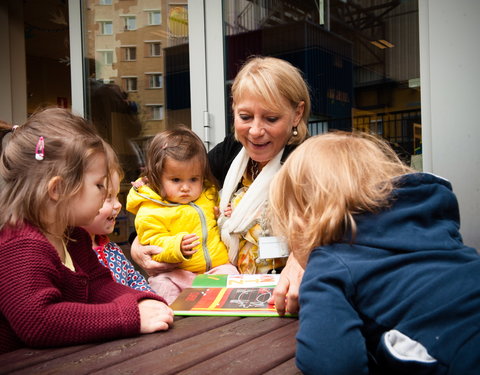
249;119;265;137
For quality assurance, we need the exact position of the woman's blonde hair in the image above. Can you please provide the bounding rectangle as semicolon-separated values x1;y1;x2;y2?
144;126;217;197
231;56;311;145
269;131;413;265
0;107;107;235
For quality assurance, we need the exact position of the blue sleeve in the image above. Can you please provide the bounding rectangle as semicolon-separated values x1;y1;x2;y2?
296;249;369;375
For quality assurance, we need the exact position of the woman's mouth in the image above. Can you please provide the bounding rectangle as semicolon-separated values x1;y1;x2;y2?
248;140;270;148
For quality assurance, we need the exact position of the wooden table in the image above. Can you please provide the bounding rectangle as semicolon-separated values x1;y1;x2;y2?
0;316;300;374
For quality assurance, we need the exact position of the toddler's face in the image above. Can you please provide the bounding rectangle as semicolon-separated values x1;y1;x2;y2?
83;172;122;236
160;157;203;204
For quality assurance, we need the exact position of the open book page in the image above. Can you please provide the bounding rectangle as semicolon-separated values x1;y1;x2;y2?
171;274;296;317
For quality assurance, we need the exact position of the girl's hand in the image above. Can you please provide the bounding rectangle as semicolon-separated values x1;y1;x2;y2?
269;253;304;315
138;299;174;333
131;236;181;276
181;233;199;257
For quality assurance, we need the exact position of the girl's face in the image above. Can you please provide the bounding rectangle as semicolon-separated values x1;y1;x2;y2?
82;171;122;236
234;95;304;168
160;157;203;204
70;153;108;227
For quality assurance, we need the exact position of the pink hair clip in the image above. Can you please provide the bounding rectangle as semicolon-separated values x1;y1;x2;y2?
12;125;19;132
35;136;45;161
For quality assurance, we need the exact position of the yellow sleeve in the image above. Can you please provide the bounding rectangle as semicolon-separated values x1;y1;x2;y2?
135;214;189;263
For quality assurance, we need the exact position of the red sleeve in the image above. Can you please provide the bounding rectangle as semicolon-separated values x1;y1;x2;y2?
0;228;164;349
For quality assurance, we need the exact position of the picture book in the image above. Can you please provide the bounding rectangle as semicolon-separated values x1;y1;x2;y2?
170;274;296;317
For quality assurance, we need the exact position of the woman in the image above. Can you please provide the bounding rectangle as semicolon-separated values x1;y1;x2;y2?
131;56;311;315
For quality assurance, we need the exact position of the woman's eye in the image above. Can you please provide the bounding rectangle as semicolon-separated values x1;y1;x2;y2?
266;117;279;123
239;114;251;121
97;184;105;190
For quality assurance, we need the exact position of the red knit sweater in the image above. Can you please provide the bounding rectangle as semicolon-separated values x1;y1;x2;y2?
0;223;165;353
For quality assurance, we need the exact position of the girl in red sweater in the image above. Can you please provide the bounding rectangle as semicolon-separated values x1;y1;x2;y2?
0;108;173;353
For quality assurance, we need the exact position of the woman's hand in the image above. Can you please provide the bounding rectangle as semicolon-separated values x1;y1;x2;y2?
138;299;174;333
270;253;304;315
130;236;181;277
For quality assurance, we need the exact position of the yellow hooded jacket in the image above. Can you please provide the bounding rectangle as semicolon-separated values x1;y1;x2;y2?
126;184;230;274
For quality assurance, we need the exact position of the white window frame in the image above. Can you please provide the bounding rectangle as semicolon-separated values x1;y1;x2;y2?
122;46;136;61
145;41;162;57
122;15;136;31
122;76;138;92
98;49;114;65
99;20;113;35
146;104;164;120
147;10;161;26
146;72;163;89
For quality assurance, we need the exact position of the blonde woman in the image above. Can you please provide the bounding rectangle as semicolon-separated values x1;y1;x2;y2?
269;131;480;374
131;56;311;315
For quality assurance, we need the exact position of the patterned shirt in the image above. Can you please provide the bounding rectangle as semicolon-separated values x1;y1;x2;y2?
93;235;153;292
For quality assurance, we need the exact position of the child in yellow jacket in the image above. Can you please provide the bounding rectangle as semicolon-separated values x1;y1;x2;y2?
127;127;238;303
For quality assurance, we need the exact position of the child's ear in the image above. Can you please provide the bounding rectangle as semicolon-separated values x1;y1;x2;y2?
47;176;64;201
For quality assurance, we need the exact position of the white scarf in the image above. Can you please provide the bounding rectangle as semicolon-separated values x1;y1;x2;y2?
218;147;284;265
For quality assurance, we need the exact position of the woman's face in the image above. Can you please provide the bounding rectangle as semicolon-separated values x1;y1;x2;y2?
234;96;304;167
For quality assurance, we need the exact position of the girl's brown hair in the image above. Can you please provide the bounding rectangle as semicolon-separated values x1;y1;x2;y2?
143;126;217;197
0;107;107;235
269;131;413;266
231;56;311;145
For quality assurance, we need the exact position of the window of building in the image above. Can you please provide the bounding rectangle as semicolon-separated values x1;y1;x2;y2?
147;10;161;25
99;50;114;65
99;21;113;35
146;41;162;57
122;16;136;31
146;73;163;89
123;77;138;92
146;105;164;120
99;0;112;5
122;46;136;61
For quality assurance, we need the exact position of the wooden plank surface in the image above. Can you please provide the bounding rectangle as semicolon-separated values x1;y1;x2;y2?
0;344;93;374
5;316;239;375
177;320;299;375
92;317;297;375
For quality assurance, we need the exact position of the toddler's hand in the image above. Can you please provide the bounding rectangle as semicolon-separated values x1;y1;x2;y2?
138;299;174;333
131;176;148;189
224;203;233;218
181;233;199;257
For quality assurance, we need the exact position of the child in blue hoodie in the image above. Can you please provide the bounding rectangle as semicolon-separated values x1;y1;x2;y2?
269;131;480;375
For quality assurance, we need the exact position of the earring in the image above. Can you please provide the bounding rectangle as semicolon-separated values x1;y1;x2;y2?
292;127;298;136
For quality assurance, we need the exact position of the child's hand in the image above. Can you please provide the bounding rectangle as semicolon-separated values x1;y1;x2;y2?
131;176;148;189
224;203;233;218
181;233;199;257
138;299;174;333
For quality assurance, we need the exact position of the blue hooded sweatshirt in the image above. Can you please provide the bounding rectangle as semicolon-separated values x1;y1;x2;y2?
296;173;480;375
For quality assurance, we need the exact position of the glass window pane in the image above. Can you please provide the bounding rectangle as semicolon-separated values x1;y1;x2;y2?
223;0;420;165
149;11;161;25
23;0;71;113
83;0;191;187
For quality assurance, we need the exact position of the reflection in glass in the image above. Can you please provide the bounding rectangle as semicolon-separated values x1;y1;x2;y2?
223;0;420;165
83;0;191;184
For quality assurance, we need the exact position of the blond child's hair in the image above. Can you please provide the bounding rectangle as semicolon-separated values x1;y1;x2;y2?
0;107;108;235
143;126;217;198
231;56;311;145
269;131;414;265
